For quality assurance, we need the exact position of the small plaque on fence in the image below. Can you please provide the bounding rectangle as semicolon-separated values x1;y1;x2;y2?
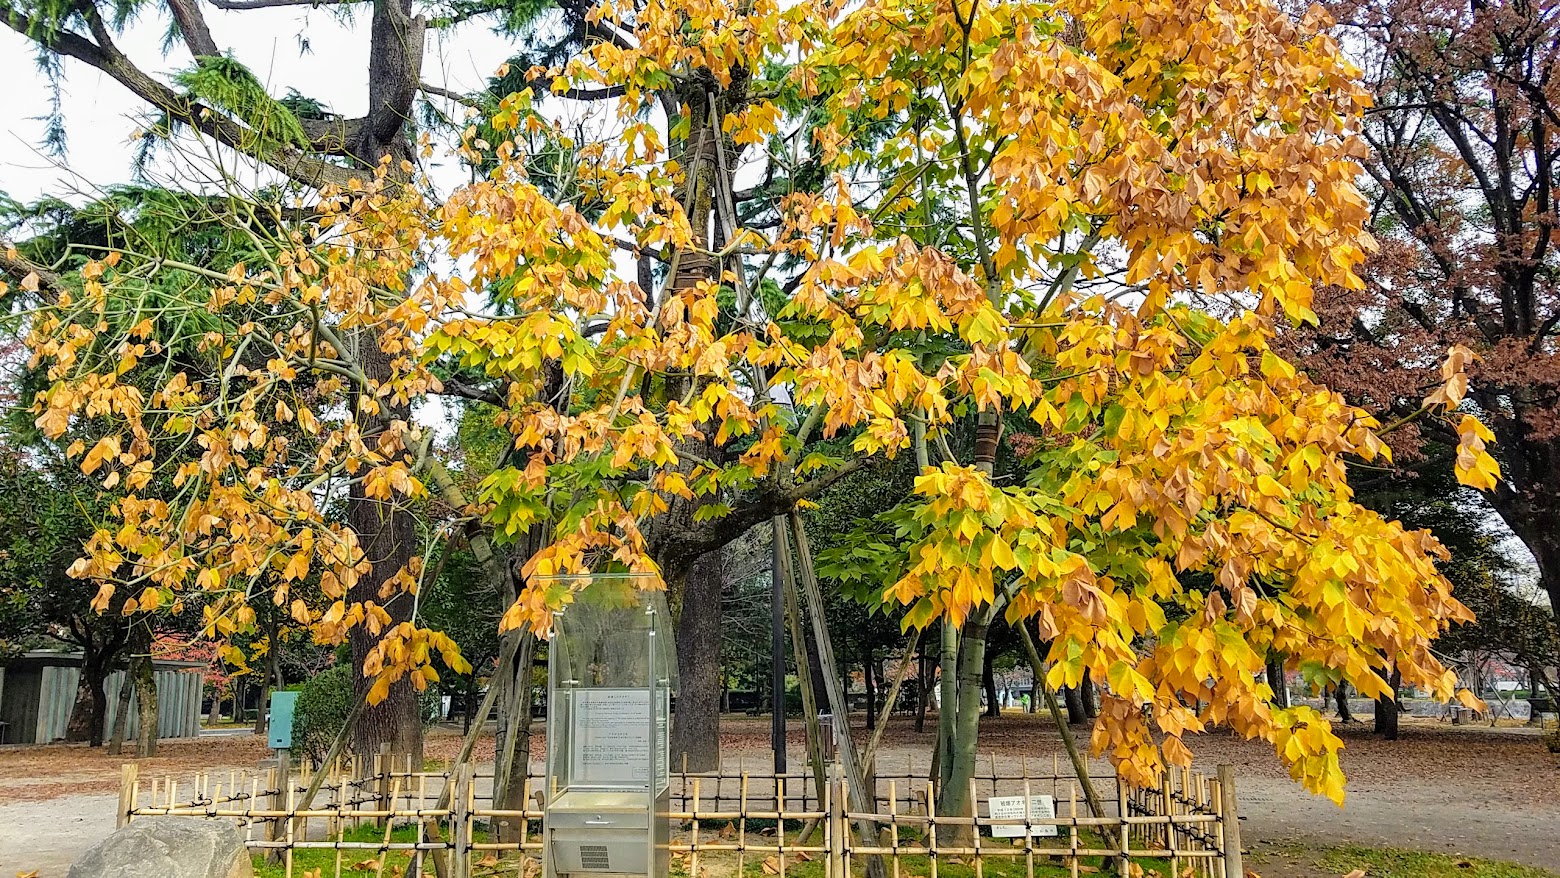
986;795;1057;838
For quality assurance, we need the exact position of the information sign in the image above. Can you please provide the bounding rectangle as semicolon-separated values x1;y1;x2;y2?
986;795;1058;838
570;688;652;785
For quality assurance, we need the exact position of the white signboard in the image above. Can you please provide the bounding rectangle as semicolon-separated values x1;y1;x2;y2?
571;689;651;785
986;795;1057;838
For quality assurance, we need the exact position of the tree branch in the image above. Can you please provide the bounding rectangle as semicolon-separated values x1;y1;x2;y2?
164;0;220;57
0;1;360;190
0;242;65;304
208;0;365;9
419;81;484;110
660;456;878;568
438;378;506;408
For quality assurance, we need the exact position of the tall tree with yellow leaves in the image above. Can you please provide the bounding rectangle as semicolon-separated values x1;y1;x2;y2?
3;0;1496;823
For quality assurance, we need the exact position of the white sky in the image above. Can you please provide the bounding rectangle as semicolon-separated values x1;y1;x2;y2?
1;7;520;204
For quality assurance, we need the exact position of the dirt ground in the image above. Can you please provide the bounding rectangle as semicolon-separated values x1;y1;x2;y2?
1;713;1556;878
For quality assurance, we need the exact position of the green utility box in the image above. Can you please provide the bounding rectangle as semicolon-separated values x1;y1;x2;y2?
268;690;299;750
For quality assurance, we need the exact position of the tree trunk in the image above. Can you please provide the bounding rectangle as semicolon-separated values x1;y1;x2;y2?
495;631;537;848
208;688;222;728
914;648;930;734
672;550;725;772
982;646;999;718
1063;685;1087;725
1374;667;1402;741
1080;669;1098;719
934;620;958;786
864;651;878;731
1485;429;1560;624
346;337;423;762
253;613;273;737
936;604;993;846
1266;655;1290;708
132;625;159;758
108;665;134;756
1335;684;1355;723
66;645;115;747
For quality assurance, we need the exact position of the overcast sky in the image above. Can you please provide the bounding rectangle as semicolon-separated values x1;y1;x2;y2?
1;7;522;205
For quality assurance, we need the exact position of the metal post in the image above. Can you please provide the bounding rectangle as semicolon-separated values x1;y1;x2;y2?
771;517;788;775
1216;764;1243;878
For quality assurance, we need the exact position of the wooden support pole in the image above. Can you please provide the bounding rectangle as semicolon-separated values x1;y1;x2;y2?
1216;764;1242;878
118;763;139;828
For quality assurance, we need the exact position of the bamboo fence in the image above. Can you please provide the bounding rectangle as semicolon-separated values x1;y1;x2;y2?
119;754;1242;878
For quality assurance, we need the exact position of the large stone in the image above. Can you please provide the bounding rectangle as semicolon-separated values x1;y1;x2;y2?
68;816;254;878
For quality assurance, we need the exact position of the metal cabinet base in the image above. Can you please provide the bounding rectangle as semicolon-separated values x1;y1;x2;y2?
544;789;668;878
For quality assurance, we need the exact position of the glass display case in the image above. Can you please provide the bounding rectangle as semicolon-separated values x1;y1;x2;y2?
541;574;675;878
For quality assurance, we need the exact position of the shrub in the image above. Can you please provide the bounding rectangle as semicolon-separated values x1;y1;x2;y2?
293;664;353;764
292;664;447;763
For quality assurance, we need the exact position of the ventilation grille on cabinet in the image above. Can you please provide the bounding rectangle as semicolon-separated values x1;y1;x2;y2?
579;844;611;871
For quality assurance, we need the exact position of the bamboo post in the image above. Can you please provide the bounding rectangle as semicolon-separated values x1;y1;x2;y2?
375;743;392;829
1216;765;1242;878
118;763;139;828
266;762;286;856
826;763;846;878
452;763;473;878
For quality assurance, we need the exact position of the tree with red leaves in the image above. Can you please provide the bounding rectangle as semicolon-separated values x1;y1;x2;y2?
1285;0;1560;617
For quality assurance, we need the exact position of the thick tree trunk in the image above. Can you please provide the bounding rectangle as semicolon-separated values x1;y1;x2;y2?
1375;667;1403;740
1063;685;1087;725
1080;669;1098;719
208;689;222;728
937;605;993;846
672;551;725;772
1484;424;1560;622
345;333;423;762
132;626;159;758
66;646;115;747
1335;684;1355;723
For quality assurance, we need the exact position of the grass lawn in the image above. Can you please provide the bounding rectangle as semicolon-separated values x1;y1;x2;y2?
1313;846;1560;878
1251;843;1560;878
248;824;1183;878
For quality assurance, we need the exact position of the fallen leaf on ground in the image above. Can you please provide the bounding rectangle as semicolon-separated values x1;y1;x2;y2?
349;857;381;871
17;871;39;878
761;855;782;874
1341;870;1366;878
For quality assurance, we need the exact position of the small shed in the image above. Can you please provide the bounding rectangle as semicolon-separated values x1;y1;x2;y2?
0;650;205;745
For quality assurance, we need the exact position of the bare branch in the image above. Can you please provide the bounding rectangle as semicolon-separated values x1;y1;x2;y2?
419;81;484;111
